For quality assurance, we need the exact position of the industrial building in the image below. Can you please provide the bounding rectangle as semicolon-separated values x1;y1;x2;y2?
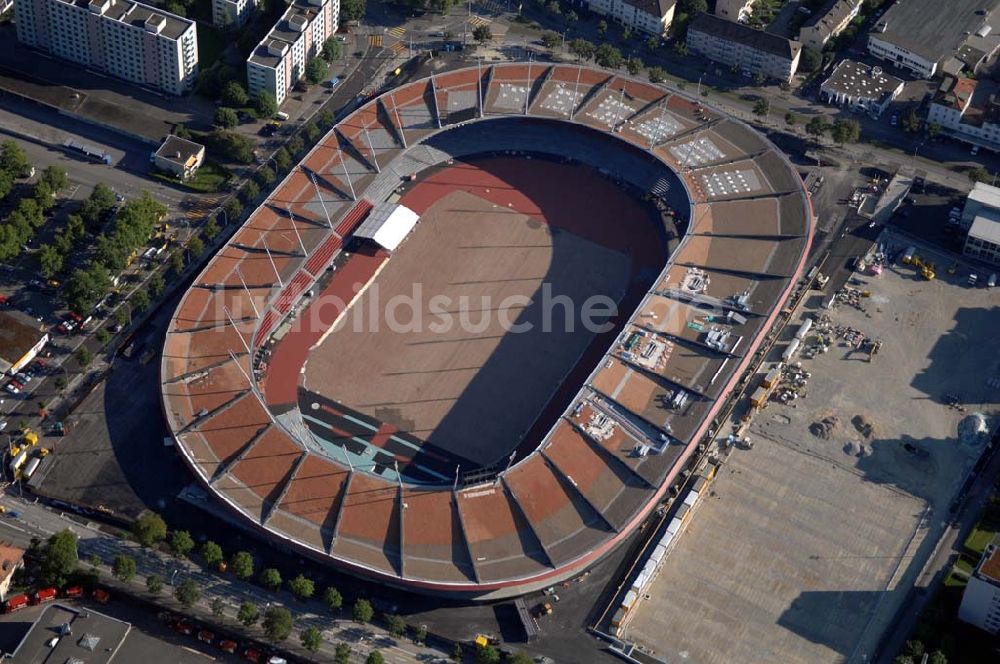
819;59;903;118
798;0;861;52
5;604;131;663
246;0;337;106
14;0;198;95
587;0;676;37
867;0;1000;78
687;13;801;83
0;310;48;376
960;536;1000;633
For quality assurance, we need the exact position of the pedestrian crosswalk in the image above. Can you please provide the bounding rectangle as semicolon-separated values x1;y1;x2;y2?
387;26;407;39
184;195;222;222
369;34;383;47
469;15;491;27
389;41;408;55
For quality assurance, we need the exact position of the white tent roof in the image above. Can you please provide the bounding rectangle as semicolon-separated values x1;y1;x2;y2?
354;203;419;251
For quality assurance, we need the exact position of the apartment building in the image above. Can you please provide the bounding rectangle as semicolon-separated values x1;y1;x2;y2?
714;0;756;23
14;0;197;95
213;0;258;28
246;0;337;107
798;0;860;52
687;13;801;84
960;536;1000;631
588;0;676;37
927;75;1000;152
867;0;1000;78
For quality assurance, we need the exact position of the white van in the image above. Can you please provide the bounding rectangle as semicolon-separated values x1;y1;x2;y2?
275;111;289;121
988;273;997;288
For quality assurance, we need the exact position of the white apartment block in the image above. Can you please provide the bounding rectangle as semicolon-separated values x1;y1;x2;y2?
960;536;1000;632
213;0;258;28
687;12;801;84
798;0;861;52
927;76;1000;152
15;0;197;95
588;0;675;37
246;0;337;107
715;0;756;23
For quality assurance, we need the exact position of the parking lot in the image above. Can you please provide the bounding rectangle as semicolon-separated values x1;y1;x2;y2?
623;232;1000;664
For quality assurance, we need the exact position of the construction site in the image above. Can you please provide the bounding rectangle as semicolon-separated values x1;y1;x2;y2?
613;231;1000;663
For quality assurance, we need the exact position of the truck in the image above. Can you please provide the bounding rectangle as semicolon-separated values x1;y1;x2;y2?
4;594;29;613
33;588;57;604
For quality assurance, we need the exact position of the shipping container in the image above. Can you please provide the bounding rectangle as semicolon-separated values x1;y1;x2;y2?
667;517;683;535
621;589;638;610
683;491;699;507
795;318;813;340
782;338;801;361
22;457;41;480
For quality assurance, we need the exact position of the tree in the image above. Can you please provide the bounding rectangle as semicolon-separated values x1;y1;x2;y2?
222;81;249;108
202;540;224;568
831;118;861;144
223;197;243;222
477;645;500;664
323;586;343;611
305;58;329;85
175;579;200;608
301;626;322;652
319;110;334;127
645;36;659;51
0;140;29;177
259;567;282;591
566;9;578;24
149;272;165;297
258;167;276;186
366;652;384;664
627;57;643;76
203;216;221;241
170;530;194;557
214;107;239;129
902;109;921;133
386;613;406;637
546;0;560;15
622;27;632;41
211;597;226;618
41;166;68;192
166;1;186;16
238;601;260;627
55;375;68;390
38;245;64;279
927;651;947;664
785;111;797;126
341;0;365;21
305;122;320;141
334;643;352;664
352;598;374;623
273;148;291;172
806;115;830;143
568;38;595;61
321;37;342;62
926;122;941;138
242;180;260;203
187;235;205;259
210;130;256;164
262;606;293;641
75;347;92;368
114;305;131;328
287;135;304;155
131;290;149;312
541;31;560;49
230;551;254;580
256;91;278;118
112;554;137;582
679;0;707;11
132;512;167;547
147;574;164;594
753;98;769;118
595;43;623;69
473;25;492;45
508;654;533;664
648;66;667;84
288;574;315;600
451;643;463;662
597;19;608;37
40;529;78;587
800;47;822;72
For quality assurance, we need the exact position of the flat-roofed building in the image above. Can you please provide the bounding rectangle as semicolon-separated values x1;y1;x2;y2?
0;310;48;376
798;0;861;52
246;0;337;107
867;0;1000;78
588;0;676;37
714;0;756;23
960;536;1000;632
820;59;903;117
213;0;258;27
688;12;801;83
14;0;198;95
153;135;205;179
7;604;131;663
964;212;1000;266
927;75;1000;152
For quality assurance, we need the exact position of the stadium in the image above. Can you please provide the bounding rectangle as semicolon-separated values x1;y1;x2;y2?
161;63;814;599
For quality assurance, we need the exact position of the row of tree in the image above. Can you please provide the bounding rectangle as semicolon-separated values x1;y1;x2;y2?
37;183;118;280
0;143;69;262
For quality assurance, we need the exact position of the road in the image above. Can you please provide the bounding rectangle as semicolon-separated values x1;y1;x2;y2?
0;493;454;664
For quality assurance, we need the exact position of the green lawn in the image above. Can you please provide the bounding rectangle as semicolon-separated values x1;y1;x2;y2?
149;161;231;194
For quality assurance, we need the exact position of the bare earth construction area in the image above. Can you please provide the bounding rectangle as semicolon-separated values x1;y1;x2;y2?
625;236;1000;663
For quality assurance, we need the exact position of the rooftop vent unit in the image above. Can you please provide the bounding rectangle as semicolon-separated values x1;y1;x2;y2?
289;14;308;32
144;14;167;34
